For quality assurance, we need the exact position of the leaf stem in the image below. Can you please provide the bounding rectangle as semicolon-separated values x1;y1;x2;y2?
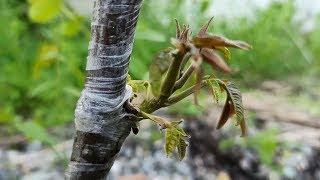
180;53;191;71
138;110;171;128
173;64;195;91
166;81;207;106
166;77;222;106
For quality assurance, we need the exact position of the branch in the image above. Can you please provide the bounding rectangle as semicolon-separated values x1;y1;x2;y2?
67;0;143;179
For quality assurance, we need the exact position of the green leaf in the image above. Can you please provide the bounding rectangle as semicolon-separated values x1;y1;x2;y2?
174;126;188;138
177;138;187;160
128;80;152;106
165;121;188;160
28;0;62;23
215;46;231;61
165;126;179;156
171;120;183;127
208;79;221;103
149;49;173;96
129;80;149;93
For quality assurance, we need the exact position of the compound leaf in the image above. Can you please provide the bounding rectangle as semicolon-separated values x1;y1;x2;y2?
226;82;245;126
165;120;189;160
218;81;247;136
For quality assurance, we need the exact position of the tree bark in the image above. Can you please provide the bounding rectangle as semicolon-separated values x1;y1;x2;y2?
66;0;143;179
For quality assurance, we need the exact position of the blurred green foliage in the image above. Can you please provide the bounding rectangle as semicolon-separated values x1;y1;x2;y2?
214;2;318;84
306;15;320;74
0;0;88;137
219;128;279;167
28;0;62;23
0;0;319;155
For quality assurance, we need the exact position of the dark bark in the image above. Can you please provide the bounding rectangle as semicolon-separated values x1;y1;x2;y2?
66;0;143;179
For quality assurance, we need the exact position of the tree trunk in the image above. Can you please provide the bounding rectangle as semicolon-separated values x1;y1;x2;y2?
66;0;143;179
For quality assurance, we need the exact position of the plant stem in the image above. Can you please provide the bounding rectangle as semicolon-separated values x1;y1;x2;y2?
159;51;185;101
138;110;171;128
180;53;191;70
166;81;208;106
173;64;195;91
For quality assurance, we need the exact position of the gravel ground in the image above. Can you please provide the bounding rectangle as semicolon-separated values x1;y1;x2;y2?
0;123;195;180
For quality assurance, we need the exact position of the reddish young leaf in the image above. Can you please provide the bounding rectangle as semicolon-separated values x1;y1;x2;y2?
217;81;247;136
198;17;214;37
193;35;251;50
193;67;204;105
175;19;181;39
201;48;231;73
216;98;234;129
180;25;190;43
